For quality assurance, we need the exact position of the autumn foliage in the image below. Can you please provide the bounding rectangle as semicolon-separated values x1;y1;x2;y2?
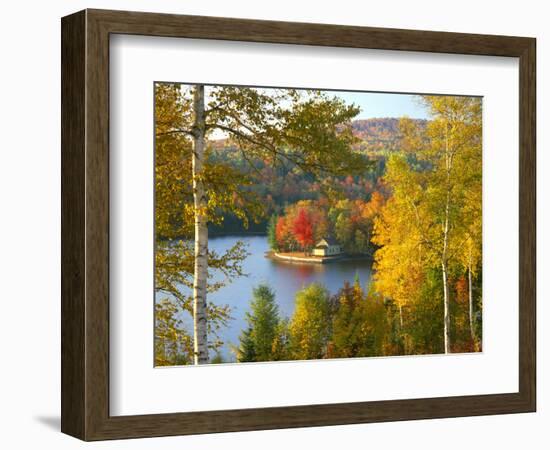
269;193;385;255
292;208;314;252
155;83;483;364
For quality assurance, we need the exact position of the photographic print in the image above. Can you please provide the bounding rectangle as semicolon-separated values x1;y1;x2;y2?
154;83;482;366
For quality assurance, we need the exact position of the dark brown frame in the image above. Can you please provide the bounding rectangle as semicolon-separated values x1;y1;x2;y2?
61;9;536;441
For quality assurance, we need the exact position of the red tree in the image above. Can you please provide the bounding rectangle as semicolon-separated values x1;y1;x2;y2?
292;208;314;254
275;217;289;251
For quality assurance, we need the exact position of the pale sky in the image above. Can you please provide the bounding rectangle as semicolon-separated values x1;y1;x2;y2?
331;91;431;120
179;83;432;121
183;85;433;139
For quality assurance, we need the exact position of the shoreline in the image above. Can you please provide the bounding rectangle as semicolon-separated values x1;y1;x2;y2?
266;250;373;265
209;231;267;238
158;232;267;242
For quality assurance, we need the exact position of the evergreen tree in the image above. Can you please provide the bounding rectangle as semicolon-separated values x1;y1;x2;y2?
238;284;281;362
237;327;256;362
267;215;279;251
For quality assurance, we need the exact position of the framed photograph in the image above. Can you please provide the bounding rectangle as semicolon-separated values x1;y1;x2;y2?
61;9;536;440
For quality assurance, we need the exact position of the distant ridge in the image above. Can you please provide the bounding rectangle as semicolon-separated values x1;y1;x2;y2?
352;118;427;153
211;117;428;153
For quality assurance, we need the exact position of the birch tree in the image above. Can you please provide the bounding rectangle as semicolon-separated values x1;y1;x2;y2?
191;86;209;363
423;96;482;353
458;139;482;347
374;96;482;354
155;84;258;364
157;83;370;364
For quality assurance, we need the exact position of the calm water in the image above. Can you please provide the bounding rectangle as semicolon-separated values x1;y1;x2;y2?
159;235;373;361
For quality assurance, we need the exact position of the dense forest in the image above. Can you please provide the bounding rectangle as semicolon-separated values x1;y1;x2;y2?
203;118;425;235
154;84;482;365
267;193;384;255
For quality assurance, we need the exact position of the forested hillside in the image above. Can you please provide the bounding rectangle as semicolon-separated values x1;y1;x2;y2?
352;118;427;153
212;117;427;156
204;118;426;235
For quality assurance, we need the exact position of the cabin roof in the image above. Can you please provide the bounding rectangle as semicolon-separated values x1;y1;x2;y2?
315;237;340;247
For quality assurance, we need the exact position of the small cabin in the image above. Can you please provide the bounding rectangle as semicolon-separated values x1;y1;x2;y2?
312;237;342;257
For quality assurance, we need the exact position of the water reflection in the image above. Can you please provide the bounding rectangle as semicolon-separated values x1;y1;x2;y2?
158;235;373;359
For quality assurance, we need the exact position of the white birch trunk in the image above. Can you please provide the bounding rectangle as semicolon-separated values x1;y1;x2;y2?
441;124;452;354
192;85;209;365
442;258;451;354
441;194;451;354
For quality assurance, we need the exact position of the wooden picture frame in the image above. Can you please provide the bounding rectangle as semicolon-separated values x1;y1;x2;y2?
61;9;536;441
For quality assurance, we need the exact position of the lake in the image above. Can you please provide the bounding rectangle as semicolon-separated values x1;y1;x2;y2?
159;234;373;361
